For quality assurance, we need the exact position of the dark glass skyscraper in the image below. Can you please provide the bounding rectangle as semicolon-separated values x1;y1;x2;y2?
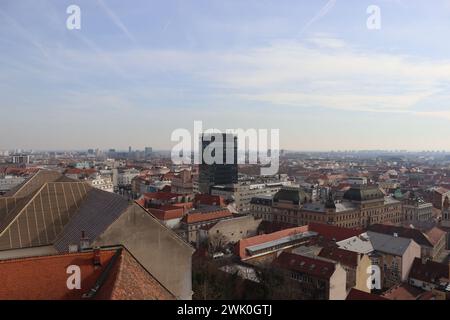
198;133;238;194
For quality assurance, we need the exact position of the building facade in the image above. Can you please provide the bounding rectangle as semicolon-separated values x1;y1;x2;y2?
198;133;238;194
402;197;433;223
211;182;285;213
250;185;403;229
272;252;347;300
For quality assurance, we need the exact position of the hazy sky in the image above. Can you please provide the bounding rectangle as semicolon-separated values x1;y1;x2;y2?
1;0;450;151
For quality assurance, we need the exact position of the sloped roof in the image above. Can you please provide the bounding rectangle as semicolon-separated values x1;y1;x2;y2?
343;185;384;202
366;231;415;256
272;251;336;280
382;283;425;300
0;181;91;251
308;222;362;242
181;208;232;224
236;225;310;260
409;258;449;284
0;246;174;300
273;188;308;205
424;227;446;246
318;246;358;268
3;169;64;198
337;231;416;257
368;224;433;247
434;187;449;195
346;288;388;300
54;188;129;252
148;205;184;221
94;248;175;300
337;235;374;254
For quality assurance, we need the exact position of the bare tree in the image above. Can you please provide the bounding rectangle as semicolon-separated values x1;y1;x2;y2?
208;231;228;254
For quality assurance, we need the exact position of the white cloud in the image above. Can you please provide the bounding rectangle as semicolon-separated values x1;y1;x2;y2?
5;30;450;120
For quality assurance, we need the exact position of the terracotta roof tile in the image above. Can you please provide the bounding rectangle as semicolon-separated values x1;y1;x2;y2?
346;288;388;300
0;247;174;300
409;258;449;284
308;223;362;242
318;246;358;268
272;251;336;280
382;283;424;300
182;208;232;224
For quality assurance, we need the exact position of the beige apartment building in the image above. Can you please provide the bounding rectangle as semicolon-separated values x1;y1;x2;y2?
272;252;347;300
337;231;421;289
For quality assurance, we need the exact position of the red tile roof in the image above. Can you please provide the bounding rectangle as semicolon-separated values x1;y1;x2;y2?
143;192;181;201
409;258;449;284
434;187;449;195
424;227;446;246
94;249;175;300
135;198;146;207
258;221;298;234
308;223;362;242
194;194;225;207
235;223;364;260
318;246;358;268
181;208;232;224
148;205;185;221
236;225;309;260
382;283;425;300
0;247;174;300
346;288;388;300
272;251;336;280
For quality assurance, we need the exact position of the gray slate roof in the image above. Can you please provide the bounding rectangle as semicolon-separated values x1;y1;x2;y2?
366;231;415;256
338;231;416;256
53;188;130;252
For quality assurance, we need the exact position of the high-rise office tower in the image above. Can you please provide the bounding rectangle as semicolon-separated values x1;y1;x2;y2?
198;133;238;194
144;147;153;159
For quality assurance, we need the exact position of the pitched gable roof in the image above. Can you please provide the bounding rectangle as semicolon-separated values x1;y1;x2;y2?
409;258;449;284
308;222;362;242
272;251;336;280
318;246;358;268
0;246;174;300
346;288;388;300
181;208;232;224
0;181;91;251
366;231;415;256
53;188;129;252
236;225;310;260
368;224;433;247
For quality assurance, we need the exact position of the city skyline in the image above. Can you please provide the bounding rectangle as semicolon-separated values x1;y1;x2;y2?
2;0;450;150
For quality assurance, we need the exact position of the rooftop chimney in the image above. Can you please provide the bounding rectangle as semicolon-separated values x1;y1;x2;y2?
93;247;101;267
79;230;90;251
